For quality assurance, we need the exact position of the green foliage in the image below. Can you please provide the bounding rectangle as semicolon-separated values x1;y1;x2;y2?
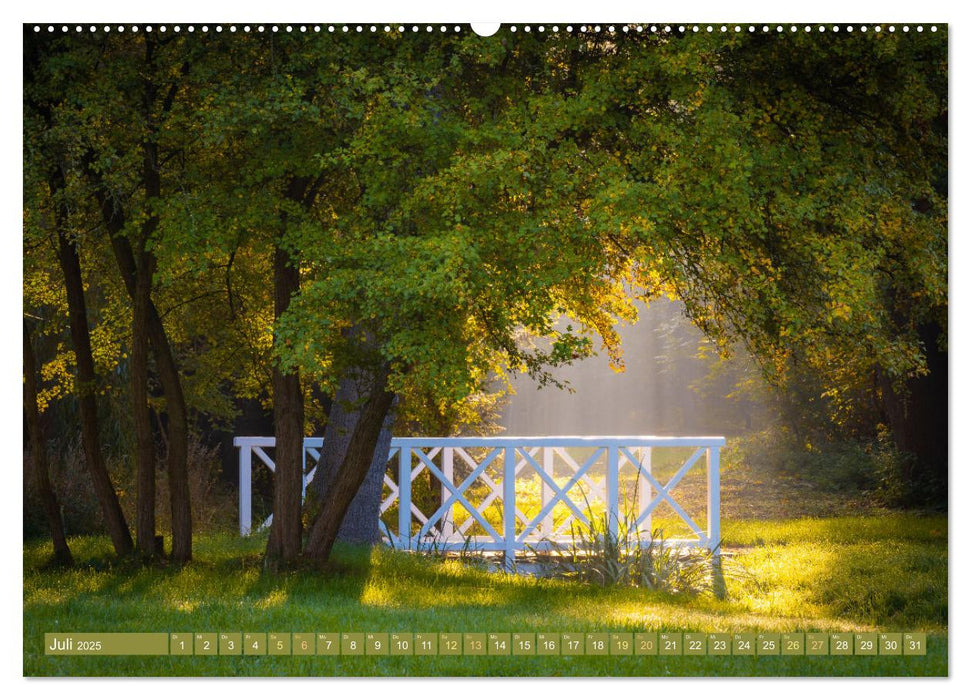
727;426;944;509
729;429;880;493
24;30;278;435
873;448;947;510
26;28;948;411
268;29;639;404
24;438;102;538
563;30;947;437
24;28;948;529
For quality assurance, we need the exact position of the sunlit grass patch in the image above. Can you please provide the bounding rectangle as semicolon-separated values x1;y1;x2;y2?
23;512;946;677
723;514;948;547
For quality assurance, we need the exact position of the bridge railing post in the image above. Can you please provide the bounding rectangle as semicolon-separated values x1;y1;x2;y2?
707;445;721;552
637;446;652;540
607;445;620;543
442;447;454;541
301;439;308;500
541;447;553;537
399;446;412;550
238;443;252;536
504;446;516;571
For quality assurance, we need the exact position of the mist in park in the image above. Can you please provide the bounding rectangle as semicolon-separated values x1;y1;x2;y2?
499;298;767;438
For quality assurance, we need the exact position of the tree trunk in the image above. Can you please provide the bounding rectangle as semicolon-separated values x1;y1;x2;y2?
82;39;192;562
879;321;948;505
152;301;192;564
141;88;192;562
52;175;133;558
304;366;396;562
96;193;193;563
341;407;395;544
265;174;328;564
265;243;304;567
132;86;160;560
308;371;396;545
23;322;74;566
132;250;158;559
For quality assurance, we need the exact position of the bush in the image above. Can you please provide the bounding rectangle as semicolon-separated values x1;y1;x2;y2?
726;426;944;510
24;432;237;542
727;428;879;491
135;435;238;536
23;436;104;538
873;448;947;510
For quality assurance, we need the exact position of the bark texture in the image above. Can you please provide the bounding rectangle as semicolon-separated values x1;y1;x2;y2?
341;408;395;544
132;247;158;559
304;366;396;562
265;242;304;566
308;372;396;545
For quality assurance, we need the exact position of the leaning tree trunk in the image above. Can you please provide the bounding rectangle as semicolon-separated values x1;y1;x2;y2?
23;321;73;566
304;366;396;562
144;268;192;564
265;242;304;567
53;195;133;558
307;370;396;545
150;301;193;564
307;375;359;505
96;190;193;564
342;407;395;544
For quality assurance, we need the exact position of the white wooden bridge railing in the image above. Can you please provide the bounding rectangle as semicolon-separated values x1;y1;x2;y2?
234;436;724;569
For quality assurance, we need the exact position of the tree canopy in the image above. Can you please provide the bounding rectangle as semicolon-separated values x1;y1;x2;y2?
23;26;947;565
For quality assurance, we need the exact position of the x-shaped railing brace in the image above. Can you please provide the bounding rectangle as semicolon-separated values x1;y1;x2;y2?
413;447;505;543
620;446;706;539
514;447;605;545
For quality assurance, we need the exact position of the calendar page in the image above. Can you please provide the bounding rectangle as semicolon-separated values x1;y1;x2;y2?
22;15;948;681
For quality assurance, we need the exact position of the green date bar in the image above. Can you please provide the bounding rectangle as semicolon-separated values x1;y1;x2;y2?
45;633;169;656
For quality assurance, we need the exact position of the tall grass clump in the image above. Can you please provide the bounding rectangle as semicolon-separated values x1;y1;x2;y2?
530;501;728;596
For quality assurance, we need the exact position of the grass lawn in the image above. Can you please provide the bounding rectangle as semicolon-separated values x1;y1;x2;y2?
23;512;946;677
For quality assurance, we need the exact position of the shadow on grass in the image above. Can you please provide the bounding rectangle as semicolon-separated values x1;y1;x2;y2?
23;535;374;630
24;512;948;634
807;542;947;630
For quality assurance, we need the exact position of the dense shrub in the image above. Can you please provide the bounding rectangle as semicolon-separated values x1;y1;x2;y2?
24;432;236;542
726;427;944;509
